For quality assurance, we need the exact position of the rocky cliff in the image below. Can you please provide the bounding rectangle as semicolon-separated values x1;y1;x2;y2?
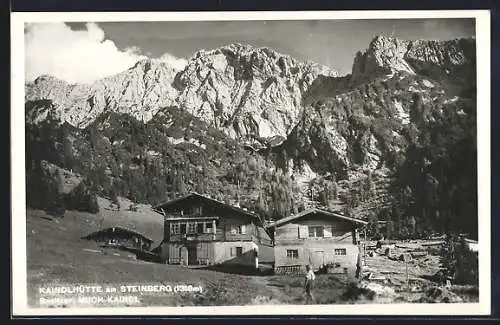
351;35;475;84
26;59;179;127
174;43;339;141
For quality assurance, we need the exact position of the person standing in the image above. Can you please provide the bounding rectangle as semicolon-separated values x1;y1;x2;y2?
356;246;363;279
304;265;315;303
250;242;259;270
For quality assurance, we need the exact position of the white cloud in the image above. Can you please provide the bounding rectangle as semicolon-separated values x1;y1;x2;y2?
25;23;187;84
158;52;188;71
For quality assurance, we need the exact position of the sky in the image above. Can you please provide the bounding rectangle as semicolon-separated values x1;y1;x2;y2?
24;19;475;84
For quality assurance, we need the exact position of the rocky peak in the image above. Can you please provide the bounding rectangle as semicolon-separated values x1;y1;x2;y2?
351;35;475;83
25;58;180;127
175;43;340;142
129;58;179;74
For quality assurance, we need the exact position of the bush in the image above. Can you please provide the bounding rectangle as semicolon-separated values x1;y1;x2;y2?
65;181;100;213
26;160;66;217
46;193;66;218
341;281;375;301
440;235;478;285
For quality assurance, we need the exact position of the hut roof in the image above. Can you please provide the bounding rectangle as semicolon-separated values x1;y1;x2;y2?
81;226;154;243
268;208;368;228
153;192;260;220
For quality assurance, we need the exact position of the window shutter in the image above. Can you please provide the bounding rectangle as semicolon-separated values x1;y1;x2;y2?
324;226;333;238
298;225;309;238
230;247;235;257
240;225;246;234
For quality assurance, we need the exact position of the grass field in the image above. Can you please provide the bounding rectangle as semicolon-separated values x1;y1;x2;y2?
26;204;355;308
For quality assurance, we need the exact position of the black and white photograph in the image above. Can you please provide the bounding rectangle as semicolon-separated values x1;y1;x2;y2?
11;10;491;316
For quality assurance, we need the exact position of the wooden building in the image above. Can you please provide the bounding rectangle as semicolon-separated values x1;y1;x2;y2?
81;226;154;251
153;192;273;268
268;208;367;275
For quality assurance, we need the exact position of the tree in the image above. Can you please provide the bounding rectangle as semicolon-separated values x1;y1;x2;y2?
361;171;376;202
391;203;403;238
173;171;187;196
408;215;417;236
89;126;98;150
366;213;381;240
109;186;120;210
65;180;100;213
39;166;66;218
440;234;478;285
385;219;394;240
61;125;75;168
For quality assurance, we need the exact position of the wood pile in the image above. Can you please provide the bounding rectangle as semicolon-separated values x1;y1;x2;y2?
274;265;303;276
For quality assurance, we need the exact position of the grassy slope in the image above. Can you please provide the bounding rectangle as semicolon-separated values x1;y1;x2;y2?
95;196;164;245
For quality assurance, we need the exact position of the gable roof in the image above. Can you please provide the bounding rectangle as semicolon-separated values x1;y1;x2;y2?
153;192;260;221
81;226;154;243
268;208;368;228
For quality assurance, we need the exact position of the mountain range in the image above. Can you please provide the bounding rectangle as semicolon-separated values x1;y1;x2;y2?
25;35;478;238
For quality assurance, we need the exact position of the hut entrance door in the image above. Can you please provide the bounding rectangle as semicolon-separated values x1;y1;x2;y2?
187;245;198;265
180;247;188;266
310;250;325;271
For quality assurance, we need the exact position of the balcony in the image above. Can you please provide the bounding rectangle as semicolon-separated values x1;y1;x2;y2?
170;231;218;243
165;214;220;221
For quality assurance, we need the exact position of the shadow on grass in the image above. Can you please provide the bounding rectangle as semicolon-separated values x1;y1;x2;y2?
97;244;166;264
197;263;274;276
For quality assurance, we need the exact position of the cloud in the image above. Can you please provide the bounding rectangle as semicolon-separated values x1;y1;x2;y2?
158;52;188;71
25;23;187;84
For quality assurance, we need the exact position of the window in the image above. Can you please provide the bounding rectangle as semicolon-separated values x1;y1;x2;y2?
187;223;197;234
192;206;203;215
334;248;347;256
287;249;299;259
230;224;246;235
171;223;180;235
230;247;244;257
309;226;324;238
205;222;214;233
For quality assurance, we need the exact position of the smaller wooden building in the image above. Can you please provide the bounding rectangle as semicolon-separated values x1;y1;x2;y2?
268;208;367;275
153;192;274;269
81;226;154;251
464;238;479;253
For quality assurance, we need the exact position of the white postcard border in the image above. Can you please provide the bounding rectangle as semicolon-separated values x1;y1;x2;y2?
11;9;491;316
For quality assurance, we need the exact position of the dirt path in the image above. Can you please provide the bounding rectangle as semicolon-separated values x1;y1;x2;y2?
249;275;315;305
249;276;291;304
